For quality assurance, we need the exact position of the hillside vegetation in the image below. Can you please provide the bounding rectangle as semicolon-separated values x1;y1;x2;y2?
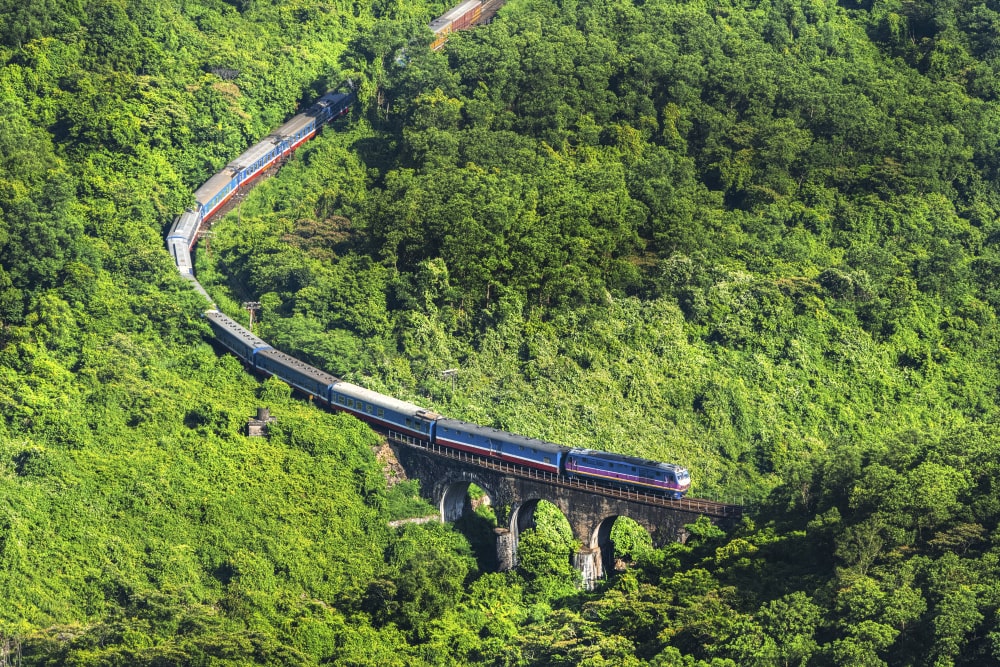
4;0;1000;664
207;0;1000;503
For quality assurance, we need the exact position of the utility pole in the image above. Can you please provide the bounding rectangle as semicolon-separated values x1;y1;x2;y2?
441;368;458;393
201;230;215;259
242;301;261;332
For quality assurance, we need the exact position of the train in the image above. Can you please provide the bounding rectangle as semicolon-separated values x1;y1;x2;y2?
166;89;355;302
205;311;691;498
164;2;692;502
430;0;483;50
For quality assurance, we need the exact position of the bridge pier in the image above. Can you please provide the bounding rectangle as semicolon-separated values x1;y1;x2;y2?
495;528;516;571
572;547;603;590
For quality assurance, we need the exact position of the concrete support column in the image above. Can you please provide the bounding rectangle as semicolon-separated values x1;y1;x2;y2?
495;528;516;572
572;546;603;590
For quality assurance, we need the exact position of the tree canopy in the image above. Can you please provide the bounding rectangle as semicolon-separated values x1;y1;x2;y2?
6;0;1000;663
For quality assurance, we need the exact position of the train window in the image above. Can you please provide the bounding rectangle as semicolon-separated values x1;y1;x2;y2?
378;408;385;417
337;395;345;405
366;404;373;415
347;399;354;408
405;418;412;427
544;457;550;464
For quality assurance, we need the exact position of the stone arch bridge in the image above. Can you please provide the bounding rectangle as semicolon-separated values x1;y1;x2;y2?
388;439;743;588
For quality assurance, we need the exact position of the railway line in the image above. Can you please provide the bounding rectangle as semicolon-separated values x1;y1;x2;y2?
167;0;745;527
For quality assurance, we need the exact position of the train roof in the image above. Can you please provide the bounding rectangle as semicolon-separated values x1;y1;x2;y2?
300;91;351;116
437;418;566;454
168;238;193;275
429;15;451;32
441;0;480;21
332;380;439;419
167;210;201;243
430;0;479;32
274;113;314;139
257;347;340;386
187;276;214;304
193;167;238;208
204;310;271;350
315;90;352;105
568;448;688;473
228;134;284;172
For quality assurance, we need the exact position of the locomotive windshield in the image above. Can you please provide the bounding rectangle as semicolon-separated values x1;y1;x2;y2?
677;469;691;484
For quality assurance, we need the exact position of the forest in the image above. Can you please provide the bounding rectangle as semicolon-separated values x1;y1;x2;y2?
3;0;1000;664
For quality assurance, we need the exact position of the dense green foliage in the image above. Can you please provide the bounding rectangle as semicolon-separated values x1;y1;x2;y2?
205;0;1000;663
209;0;1000;497
6;0;1000;663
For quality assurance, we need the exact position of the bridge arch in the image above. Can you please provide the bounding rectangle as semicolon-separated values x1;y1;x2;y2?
586;514;657;579
508;496;571;536
437;476;500;523
500;496;573;569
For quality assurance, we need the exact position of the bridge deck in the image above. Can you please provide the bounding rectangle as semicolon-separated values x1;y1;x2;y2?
386;432;743;520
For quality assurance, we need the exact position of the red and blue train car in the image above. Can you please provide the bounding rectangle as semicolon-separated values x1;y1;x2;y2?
328;381;440;441
435;418;564;474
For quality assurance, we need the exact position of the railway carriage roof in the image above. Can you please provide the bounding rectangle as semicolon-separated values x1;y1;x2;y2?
275;114;313;139
257;347;339;386
333;381;439;419
167;210;200;239
568;448;687;473
431;0;480;31
441;0;480;20
316;91;352;107
228;135;283;172
194;168;239;207
204;310;271;349
312;93;353;116
436;418;565;454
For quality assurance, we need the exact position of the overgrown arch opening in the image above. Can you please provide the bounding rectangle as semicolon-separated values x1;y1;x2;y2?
440;480;496;523
507;498;575;575
440;480;499;570
509;498;572;541
592;515;654;575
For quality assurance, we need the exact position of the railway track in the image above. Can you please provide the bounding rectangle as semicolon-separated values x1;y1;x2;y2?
386;432;743;520
168;0;745;528
478;0;506;22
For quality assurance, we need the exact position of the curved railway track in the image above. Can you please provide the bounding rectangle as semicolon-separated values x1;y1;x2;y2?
167;3;744;523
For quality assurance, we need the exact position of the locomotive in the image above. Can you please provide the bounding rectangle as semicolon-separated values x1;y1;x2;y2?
166;2;692;502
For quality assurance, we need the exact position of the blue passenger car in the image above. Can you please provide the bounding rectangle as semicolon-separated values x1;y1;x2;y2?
204;310;271;363
434;419;565;473
329;381;438;440
255;348;338;400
